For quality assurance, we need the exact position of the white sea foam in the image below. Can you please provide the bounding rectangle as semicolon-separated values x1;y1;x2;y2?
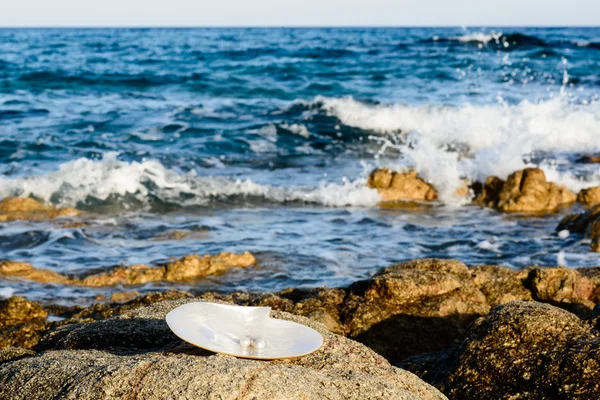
315;95;600;202
0;153;380;208
451;32;503;45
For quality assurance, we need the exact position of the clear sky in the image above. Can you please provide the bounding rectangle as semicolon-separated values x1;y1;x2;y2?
2;0;599;27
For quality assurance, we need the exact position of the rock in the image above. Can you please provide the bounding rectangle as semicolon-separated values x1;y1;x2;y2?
527;267;596;315
400;301;600;399
474;168;576;213
0;297;49;349
0;197;79;222
578;186;600;206
0;299;446;400
0;252;256;286
557;204;600;252
340;259;490;363
0;260;72;284
577;153;600;164
369;169;438;202
470;265;532;307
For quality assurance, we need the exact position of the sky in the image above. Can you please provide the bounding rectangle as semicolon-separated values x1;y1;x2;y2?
2;0;599;27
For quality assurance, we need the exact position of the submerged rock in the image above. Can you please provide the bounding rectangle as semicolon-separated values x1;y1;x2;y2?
577;153;600;164
368;169;438;203
0;299;446;400
578;186;600;206
0;252;256;286
474;168;576;213
400;301;600;399
557;204;600;252
0;197;79;222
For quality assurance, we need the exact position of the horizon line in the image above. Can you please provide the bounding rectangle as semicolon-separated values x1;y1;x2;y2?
0;25;599;29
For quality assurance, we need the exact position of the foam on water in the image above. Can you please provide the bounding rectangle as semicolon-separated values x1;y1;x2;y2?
315;95;600;201
0;153;380;209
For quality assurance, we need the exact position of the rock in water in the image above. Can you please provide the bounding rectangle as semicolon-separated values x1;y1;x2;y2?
0;299;446;400
368;169;438;202
0;252;256;286
400;301;600;399
557;204;600;252
0;197;79;222
578;186;600;206
474;168;576;213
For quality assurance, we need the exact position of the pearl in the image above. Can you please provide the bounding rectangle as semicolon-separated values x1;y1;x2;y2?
240;337;252;348
254;338;266;349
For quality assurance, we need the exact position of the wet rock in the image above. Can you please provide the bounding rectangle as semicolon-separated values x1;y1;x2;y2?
369;169;438;202
0;252;256;286
400;301;600;399
341;259;490;363
578;186;600;206
0;197;79;222
0;260;72;284
557;204;600;252
1;299;446;400
475;168;576;212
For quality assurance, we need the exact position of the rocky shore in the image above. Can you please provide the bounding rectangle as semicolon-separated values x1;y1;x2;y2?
2;258;600;399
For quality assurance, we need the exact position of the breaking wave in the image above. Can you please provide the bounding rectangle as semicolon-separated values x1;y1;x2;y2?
0;153;380;209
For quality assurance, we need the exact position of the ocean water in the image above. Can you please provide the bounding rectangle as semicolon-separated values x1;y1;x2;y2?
1;27;600;303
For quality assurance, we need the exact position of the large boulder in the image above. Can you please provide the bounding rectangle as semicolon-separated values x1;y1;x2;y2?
474;168;576;213
340;259;490;363
0;197;79;222
0;299;446;400
400;301;600;399
557;204;600;252
368;169;438;203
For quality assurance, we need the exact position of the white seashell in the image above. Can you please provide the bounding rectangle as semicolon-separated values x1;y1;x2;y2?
166;302;323;359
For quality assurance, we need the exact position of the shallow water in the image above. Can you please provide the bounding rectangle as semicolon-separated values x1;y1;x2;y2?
1;27;600;303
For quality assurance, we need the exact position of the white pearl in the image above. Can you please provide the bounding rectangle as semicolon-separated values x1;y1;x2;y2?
254;338;266;349
240;337;252;348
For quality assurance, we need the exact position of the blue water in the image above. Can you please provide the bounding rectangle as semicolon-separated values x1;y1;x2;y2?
1;28;600;303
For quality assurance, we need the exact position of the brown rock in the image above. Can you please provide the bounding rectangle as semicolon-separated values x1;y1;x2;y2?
0;260;73;284
2;299;446;400
527;267;595;315
578;186;600;206
497;168;576;212
470;265;532;307
341;259;490;363
369;169;438;202
0;297;49;350
400;301;600;399
0;197;79;222
473;168;576;212
1;252;256;287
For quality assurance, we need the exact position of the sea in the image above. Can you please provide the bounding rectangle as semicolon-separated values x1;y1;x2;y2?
1;27;599;303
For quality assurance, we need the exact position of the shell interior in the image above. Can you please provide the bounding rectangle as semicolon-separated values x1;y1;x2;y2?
165;302;324;359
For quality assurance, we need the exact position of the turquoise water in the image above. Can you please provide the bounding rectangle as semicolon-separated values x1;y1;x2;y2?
1;28;600;303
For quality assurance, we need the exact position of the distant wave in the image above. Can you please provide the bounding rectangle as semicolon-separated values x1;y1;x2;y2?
428;32;549;49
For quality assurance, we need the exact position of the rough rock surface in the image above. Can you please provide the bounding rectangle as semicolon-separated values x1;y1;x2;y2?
0;196;79;222
0;299;446;400
474;168;576;212
578;186;600;206
557;204;600;252
0;297;49;349
400;301;600;399
0;252;256;286
368;169;438;202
